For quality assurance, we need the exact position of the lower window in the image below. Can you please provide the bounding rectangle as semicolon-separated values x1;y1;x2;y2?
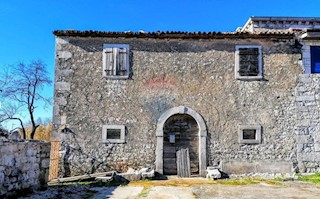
238;125;262;144
102;125;125;143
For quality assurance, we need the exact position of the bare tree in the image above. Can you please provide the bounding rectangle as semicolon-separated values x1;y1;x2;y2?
0;103;27;138
0;60;52;139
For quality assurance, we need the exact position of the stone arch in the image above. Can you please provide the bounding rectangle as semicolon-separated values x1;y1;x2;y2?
155;106;207;176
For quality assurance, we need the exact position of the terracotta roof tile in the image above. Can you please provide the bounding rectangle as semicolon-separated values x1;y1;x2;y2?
53;30;294;39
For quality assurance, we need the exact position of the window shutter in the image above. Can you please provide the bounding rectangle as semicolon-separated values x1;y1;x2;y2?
118;48;128;76
105;48;113;76
103;44;129;78
238;48;259;76
113;48;119;75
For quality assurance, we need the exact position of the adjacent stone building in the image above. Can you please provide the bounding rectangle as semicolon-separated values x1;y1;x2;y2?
52;17;320;177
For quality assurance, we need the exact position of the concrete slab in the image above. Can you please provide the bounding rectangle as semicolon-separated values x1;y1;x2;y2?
91;186;144;199
146;186;195;199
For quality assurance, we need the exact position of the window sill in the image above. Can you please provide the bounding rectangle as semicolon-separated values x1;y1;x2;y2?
236;75;264;81
102;139;126;144
105;75;129;80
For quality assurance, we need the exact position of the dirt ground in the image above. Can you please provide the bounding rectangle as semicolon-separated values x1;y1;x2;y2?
18;178;320;199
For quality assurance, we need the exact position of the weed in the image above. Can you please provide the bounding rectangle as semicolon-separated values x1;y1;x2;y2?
297;173;320;184
135;187;151;198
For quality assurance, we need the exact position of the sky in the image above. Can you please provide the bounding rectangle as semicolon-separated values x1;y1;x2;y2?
0;0;320;130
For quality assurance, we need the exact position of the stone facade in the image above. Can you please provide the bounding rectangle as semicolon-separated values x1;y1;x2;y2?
0;139;51;197
295;75;320;172
52;17;320;177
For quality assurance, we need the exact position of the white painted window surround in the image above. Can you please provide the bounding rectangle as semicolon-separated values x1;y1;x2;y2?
301;42;320;74
103;44;130;79
235;45;263;80
102;125;126;143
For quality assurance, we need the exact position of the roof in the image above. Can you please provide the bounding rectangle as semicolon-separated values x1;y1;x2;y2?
53;30;294;39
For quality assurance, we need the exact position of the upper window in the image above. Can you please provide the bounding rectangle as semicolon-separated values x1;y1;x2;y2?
103;44;129;79
311;46;320;73
235;45;263;80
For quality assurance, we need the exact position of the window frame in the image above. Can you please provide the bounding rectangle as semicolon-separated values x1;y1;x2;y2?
235;45;263;80
103;44;130;79
311;46;320;74
102;125;126;143
238;125;262;144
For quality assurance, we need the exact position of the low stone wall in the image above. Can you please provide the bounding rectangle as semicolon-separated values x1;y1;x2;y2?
0;139;51;198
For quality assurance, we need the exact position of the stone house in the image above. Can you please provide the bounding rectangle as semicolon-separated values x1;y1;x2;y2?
52;17;320;177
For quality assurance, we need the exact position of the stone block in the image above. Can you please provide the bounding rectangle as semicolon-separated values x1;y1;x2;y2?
296;95;315;102
2;155;15;167
56;97;67;106
41;159;50;169
255;161;292;173
26;148;36;156
57;69;73;77
297;144;304;152
221;160;292;174
55;82;70;91
221;161;255;174
57;51;72;59
0;172;4;184
22;163;33;171
10;168;19;176
115;173;141;182
61;116;67;125
297;135;312;144
56;37;69;45
298;152;320;161
28;171;36;179
315;143;320;152
206;167;221;179
3;144;18;153
9;177;17;183
141;169;155;178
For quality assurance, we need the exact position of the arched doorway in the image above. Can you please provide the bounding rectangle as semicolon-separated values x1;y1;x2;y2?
163;114;199;175
155;106;207;176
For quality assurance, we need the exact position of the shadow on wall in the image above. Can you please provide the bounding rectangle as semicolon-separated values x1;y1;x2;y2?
60;127;115;177
67;38;301;55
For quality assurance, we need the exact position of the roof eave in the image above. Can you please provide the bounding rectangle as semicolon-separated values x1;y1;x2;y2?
53;30;295;40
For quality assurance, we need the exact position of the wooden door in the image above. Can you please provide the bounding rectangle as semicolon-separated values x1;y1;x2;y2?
163;114;199;175
49;141;60;181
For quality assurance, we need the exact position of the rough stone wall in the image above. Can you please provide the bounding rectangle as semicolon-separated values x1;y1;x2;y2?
53;36;302;176
295;74;320;172
0;139;51;197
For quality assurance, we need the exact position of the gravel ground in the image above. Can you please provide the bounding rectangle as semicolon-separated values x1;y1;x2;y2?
17;181;320;199
191;182;320;199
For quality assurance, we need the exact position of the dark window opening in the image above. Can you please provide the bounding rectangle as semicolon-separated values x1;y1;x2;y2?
107;129;121;139
238;48;259;76
242;129;256;140
311;46;320;73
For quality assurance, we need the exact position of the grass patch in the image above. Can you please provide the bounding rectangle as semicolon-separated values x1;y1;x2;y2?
297;173;320;184
135;187;151;198
215;177;260;185
129;177;280;187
